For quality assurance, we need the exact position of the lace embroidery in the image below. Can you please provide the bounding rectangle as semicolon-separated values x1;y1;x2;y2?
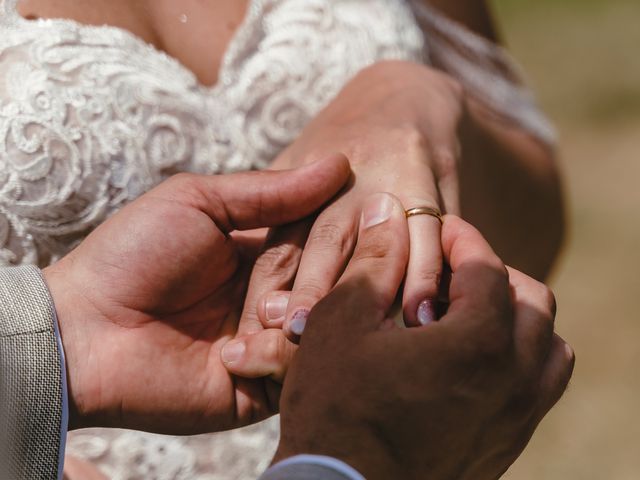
0;0;554;477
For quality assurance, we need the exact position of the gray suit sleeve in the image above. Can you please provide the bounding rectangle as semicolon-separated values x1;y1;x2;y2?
0;266;64;480
260;462;357;480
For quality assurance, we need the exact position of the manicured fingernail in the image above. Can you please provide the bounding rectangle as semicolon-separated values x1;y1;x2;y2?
417;299;437;326
221;340;246;364
266;294;288;323
290;309;310;336
362;193;394;229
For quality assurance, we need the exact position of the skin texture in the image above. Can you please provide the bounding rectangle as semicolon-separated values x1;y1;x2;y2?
273;206;575;480
17;0;248;86
16;2;566;475
19;0;565;387
43;155;351;432
228;60;564;382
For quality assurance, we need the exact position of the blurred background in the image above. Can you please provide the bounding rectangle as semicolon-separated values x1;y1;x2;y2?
492;0;640;479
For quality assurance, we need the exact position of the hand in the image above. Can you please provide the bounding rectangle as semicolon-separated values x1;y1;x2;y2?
273;196;575;480
230;61;467;385
43;155;351;434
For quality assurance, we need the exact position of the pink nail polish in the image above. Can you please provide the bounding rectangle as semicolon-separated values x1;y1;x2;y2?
290;309;310;336
417;299;437;326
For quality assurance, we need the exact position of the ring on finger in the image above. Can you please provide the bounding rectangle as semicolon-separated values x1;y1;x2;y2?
405;206;443;224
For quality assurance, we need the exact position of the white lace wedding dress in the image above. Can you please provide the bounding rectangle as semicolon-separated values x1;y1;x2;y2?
0;0;555;478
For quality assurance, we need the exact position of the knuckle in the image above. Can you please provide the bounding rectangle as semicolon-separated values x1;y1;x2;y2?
165;172;201;197
353;237;392;263
542;286;558;318
392;126;430;163
168;172;196;185
434;146;460;179
563;343;576;377
254;243;299;277
417;269;441;286
294;282;327;303
530;283;557;331
308;222;351;254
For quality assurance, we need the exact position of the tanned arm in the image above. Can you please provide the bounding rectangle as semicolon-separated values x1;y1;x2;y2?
419;0;565;280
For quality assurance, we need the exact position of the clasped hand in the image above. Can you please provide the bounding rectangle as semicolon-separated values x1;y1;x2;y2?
228;61;471;386
45;151;573;479
45;155;351;433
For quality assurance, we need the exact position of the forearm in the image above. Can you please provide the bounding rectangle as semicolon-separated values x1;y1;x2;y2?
415;0;565;278
460;99;565;280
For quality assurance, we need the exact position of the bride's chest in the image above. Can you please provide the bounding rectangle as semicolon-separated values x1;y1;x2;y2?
1;0;425;188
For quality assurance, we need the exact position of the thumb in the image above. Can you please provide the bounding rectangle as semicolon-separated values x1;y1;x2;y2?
158;154;351;232
221;329;296;383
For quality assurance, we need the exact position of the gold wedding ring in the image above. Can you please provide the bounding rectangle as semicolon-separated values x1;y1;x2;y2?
405;206;443;224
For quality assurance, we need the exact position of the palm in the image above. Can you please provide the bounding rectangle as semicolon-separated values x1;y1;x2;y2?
48;157;350;433
58;195;273;433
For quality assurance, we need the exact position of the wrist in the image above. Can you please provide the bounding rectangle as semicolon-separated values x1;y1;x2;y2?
42;263;101;430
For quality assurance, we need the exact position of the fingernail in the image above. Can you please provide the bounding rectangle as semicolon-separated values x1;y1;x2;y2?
221;340;246;364
362;193;394;229
290;309;310;336
417;299;437;326
266;294;288;323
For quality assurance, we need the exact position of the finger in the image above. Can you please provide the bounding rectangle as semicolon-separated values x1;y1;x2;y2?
221;330;297;383
283;207;358;340
508;266;557;376
257;291;291;329
237;221;310;336
402;195;443;327
63;456;107;480
534;334;575;421
231;227;269;263
159;154;351;232
433;143;461;215
440;215;511;329
305;193;409;337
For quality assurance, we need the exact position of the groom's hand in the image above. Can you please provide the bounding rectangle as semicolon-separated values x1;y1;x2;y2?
275;204;575;480
43;155;351;434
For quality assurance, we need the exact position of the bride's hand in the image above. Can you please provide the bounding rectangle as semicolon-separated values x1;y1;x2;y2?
44;156;350;434
229;61;467;379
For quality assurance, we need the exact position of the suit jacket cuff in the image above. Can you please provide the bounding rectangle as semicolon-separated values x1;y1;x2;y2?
0;266;67;480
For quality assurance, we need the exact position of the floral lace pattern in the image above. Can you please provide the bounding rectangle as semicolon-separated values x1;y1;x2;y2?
0;0;554;478
0;0;424;269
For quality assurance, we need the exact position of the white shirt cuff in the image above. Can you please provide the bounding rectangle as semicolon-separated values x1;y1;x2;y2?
268;454;366;480
52;308;69;480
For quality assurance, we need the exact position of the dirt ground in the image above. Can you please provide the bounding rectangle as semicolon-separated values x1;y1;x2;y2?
493;1;640;478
